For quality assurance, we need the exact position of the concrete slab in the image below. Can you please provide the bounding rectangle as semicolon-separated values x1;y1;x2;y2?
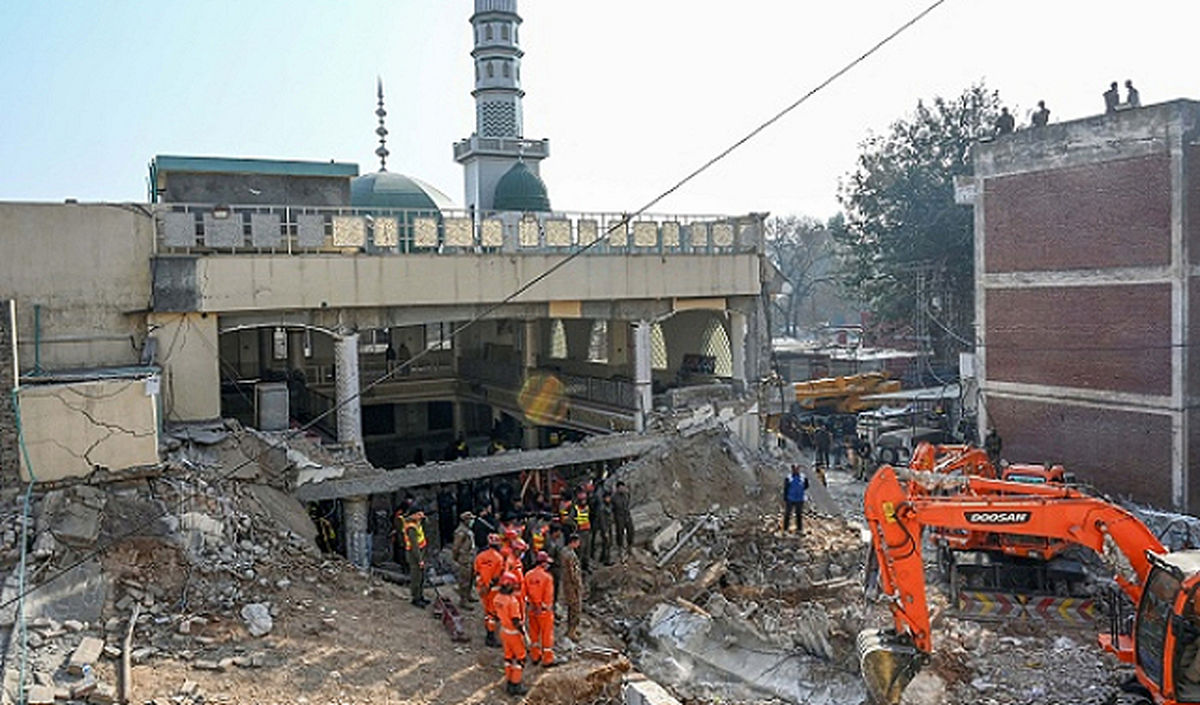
25;559;108;625
245;484;317;542
623;678;682;705
25;685;54;705
68;636;105;675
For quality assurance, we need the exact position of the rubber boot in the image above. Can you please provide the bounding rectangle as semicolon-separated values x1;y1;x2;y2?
507;681;528;696
485;630;500;648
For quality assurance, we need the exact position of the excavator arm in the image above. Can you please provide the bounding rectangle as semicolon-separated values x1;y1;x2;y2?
859;464;1165;704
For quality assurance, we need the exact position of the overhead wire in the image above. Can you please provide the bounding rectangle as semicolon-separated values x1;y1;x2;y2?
0;0;954;614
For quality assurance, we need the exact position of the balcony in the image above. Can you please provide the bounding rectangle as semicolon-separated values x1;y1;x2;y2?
153;203;764;256
453;136;549;162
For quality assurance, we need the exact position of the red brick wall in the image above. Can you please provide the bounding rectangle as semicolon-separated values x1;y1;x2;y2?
985;285;1171;395
984;154;1171;272
988;396;1173;506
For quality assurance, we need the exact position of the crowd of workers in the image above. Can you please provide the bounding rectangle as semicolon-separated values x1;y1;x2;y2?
393;476;636;696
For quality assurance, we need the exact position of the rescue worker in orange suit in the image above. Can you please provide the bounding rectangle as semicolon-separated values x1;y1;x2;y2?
495;572;529;696
506;538;529;616
403;507;429;608
474;534;505;647
569;491;592;572
524;551;557;667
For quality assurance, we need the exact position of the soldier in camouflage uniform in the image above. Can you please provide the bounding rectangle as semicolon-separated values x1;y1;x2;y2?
451;511;477;609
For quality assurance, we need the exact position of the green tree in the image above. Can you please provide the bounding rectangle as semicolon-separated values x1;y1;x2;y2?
833;82;1004;358
765;215;840;338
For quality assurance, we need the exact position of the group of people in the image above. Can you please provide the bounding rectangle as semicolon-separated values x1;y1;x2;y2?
394;477;637;696
1104;80;1140;113
995;101;1052;136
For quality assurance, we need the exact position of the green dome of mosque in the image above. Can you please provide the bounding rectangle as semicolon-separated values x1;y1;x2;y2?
350;171;456;211
492;162;551;212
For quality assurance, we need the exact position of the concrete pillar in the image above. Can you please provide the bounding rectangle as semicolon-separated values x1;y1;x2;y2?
523;424;540;450
342;495;371;570
608;320;629;367
334;332;363;451
632;320;652;433
521;320;540;450
287;329;306;373
453;402;466;437
521;320;539;369
729;311;747;392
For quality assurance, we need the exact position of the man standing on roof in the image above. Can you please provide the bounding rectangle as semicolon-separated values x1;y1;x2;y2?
524;551;557;667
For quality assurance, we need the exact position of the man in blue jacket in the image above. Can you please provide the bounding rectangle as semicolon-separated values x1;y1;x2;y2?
783;465;809;535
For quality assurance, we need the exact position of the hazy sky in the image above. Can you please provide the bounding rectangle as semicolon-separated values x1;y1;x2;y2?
1;1;1196;219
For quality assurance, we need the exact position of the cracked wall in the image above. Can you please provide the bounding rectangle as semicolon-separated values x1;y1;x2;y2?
17;377;160;482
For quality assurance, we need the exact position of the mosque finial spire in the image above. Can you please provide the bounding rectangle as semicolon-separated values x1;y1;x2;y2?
374;76;390;172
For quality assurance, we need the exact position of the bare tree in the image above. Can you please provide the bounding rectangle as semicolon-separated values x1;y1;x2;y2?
765;215;842;338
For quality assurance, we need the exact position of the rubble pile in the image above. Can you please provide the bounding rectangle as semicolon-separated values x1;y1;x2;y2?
0;423;337;705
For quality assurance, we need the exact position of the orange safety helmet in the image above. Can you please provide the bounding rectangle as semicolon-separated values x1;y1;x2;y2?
500;571;520;587
512;538;529;552
487;533;503;547
504;527;520;540
536;551;553;564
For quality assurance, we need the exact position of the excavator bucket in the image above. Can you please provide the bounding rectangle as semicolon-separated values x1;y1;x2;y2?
857;629;925;705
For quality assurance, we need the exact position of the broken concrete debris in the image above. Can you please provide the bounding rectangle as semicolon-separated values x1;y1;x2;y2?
239;602;273;637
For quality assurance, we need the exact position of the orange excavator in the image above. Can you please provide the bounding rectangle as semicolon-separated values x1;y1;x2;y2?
859;464;1200;705
908;441;1085;593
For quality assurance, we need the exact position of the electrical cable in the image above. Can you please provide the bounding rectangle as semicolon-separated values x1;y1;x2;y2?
0;0;953;614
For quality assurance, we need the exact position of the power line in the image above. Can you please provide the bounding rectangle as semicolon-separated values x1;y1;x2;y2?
0;0;953;613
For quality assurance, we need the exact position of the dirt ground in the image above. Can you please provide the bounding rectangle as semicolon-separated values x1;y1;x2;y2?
119;562;623;704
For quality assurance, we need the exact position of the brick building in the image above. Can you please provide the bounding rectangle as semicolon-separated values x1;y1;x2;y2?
968;99;1200;510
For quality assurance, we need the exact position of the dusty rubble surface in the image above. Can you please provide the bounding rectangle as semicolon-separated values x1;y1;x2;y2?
586;429;1150;705
0;423;627;705
0;420;1169;705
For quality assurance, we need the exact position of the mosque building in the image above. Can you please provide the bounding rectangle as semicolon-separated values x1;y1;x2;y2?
0;0;771;489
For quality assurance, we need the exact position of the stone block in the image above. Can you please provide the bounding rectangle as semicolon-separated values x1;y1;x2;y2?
68;636;105;675
650;520;684;555
26;685;54;705
87;683;116;704
622;678;682;705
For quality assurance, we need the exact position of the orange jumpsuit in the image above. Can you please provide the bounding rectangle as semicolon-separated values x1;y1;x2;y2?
504;553;526;613
474;547;504;635
524;565;555;665
495;591;527;686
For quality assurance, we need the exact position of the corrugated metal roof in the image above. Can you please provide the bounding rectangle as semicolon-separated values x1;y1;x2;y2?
153;155;358;178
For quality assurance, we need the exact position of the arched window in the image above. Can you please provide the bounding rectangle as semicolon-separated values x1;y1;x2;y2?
701;318;732;377
549;320;567;359
502;61;510;78
651;322;668;370
587;321;608;363
486;24;493;40
487;61;494;78
501;24;510;40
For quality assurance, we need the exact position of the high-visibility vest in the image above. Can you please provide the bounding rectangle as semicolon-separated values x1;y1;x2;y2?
403;519;427;551
574;505;591;531
532;525;548;551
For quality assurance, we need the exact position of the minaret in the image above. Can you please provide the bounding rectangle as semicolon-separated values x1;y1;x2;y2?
454;0;550;213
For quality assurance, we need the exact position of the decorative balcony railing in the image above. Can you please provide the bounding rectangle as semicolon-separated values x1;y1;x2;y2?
153;203;764;256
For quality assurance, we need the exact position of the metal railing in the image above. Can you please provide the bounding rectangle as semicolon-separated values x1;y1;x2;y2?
153;203;764;257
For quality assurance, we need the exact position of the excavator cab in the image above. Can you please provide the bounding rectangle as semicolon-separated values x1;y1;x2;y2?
1139;551;1200;703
